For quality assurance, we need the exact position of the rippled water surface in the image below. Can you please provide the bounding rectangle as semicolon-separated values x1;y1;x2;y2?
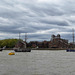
0;50;75;75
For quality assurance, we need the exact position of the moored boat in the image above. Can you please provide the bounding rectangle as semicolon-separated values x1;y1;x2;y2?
13;41;31;52
0;46;6;51
66;29;75;52
14;48;31;52
13;33;31;52
66;49;75;52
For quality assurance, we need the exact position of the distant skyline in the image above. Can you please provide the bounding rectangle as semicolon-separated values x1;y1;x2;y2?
0;0;75;42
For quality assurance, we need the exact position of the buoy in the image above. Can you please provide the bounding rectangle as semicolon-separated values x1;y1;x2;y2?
8;52;15;55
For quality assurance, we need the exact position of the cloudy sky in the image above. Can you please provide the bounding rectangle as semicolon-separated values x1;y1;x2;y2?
0;0;75;42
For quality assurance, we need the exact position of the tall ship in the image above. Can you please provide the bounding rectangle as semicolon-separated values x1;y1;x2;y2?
66;29;75;52
13;33;31;52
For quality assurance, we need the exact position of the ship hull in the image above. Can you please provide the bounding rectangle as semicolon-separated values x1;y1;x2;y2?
14;48;31;52
0;49;2;51
66;49;75;52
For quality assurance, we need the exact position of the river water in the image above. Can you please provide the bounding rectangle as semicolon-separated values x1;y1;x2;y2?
0;50;75;75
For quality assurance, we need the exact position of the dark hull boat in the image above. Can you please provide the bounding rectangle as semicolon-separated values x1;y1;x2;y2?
13;41;31;52
66;29;75;52
14;48;31;52
0;46;6;51
66;49;75;52
13;33;31;52
0;49;3;51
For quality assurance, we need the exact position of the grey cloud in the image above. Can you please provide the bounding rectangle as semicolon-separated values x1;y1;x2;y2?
21;33;51;42
27;4;64;17
0;0;74;42
40;19;69;26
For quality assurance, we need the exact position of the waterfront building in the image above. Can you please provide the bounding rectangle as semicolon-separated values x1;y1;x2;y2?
28;34;69;48
48;34;68;48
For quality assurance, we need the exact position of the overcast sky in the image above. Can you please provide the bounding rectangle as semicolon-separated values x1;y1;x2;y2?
0;0;75;42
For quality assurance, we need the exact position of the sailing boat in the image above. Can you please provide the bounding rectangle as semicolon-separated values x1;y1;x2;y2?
66;29;75;52
0;46;6;51
13;33;31;52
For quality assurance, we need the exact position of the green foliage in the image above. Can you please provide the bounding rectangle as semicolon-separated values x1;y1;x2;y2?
0;39;21;48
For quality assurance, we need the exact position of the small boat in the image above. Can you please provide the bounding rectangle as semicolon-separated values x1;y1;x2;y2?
8;52;15;55
0;46;6;51
0;49;3;51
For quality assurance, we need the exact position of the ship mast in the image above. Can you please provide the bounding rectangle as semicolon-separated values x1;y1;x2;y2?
25;33;27;48
19;32;21;41
72;28;74;48
25;33;27;43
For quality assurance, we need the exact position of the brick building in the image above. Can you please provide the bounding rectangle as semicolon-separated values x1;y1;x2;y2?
48;34;68;48
28;34;69;48
28;41;49;48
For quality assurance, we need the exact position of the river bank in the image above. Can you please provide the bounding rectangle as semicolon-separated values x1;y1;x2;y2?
32;48;67;50
4;48;67;50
